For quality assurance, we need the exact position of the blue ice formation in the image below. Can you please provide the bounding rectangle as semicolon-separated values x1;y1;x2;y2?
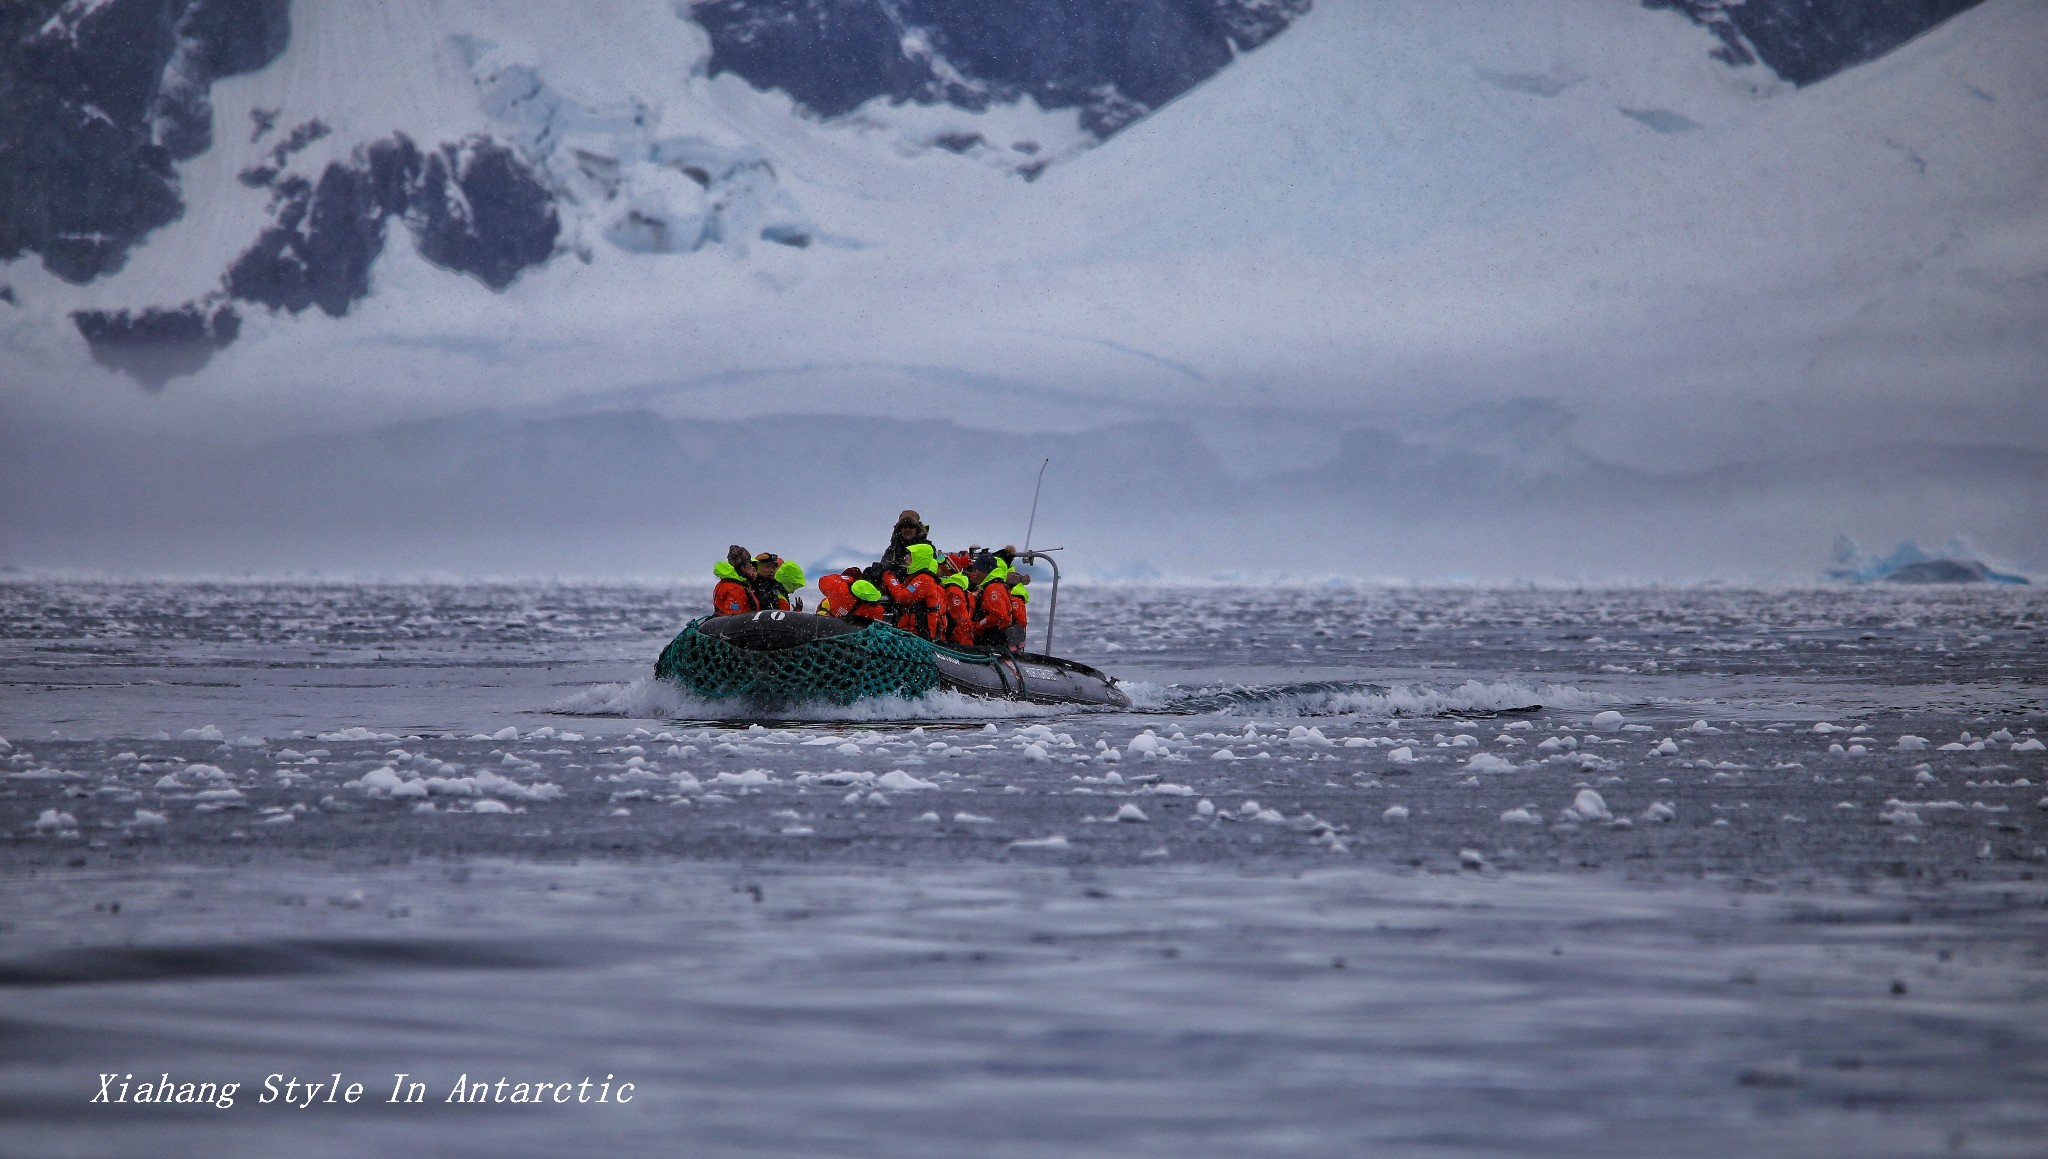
1826;537;2028;585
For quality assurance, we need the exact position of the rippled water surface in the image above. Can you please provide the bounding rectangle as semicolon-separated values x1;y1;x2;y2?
2;581;2044;1157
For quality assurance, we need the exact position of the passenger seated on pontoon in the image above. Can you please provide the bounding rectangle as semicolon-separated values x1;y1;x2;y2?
884;543;947;641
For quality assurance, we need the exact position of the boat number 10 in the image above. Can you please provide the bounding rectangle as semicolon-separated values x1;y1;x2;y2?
751;611;786;621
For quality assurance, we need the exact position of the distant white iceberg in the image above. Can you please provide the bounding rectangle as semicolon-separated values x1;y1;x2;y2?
1826;537;2028;585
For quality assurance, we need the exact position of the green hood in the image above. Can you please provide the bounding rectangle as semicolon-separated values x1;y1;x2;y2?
714;560;743;582
905;543;939;575
775;560;806;593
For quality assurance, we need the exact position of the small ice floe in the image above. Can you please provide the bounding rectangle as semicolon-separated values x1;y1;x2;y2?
1500;807;1542;825
1287;726;1335;748
1465;752;1516;774
1458;848;1487;870
1878;804;1922;826
1196;799;1215;817
1382;805;1410;822
916;811;941;823
1385;746;1418;763
1639;801;1677;823
127;809;168;829
1144;783;1194;796
490;727;518;741
320;727;398;743
1977;841;1994;860
1536;736;1577;754
878;770;937;792
866;791;890;807
1651;738;1680;756
1916;769;1939;784
1564;789;1612;822
1895;736;1929;752
261;811;294;824
954;812;994;824
1211;748;1240;761
713;769;774;787
2015;739;2047;753
1989;729;2015;743
1591;711;1625;733
33;808;78;833
1112;804;1149;823
179;725;225;741
1008;835;1070;850
1684;720;1718;733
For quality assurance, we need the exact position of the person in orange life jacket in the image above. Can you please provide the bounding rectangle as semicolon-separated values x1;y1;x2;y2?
817;567;861;616
713;545;758;616
966;552;1014;649
884;543;946;640
846;579;889;621
937;558;975;649
1008;571;1030;646
772;559;807;612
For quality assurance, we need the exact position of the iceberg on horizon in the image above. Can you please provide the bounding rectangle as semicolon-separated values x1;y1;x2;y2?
1826;537;2029;585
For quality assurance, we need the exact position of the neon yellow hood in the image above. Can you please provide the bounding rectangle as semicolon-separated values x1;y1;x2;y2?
714;560;742;582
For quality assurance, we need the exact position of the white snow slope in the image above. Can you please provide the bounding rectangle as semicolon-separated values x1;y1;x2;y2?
2;0;2044;506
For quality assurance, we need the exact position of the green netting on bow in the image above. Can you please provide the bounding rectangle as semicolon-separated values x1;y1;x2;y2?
654;618;946;706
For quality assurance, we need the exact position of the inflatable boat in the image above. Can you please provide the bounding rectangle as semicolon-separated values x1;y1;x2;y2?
654;611;1130;709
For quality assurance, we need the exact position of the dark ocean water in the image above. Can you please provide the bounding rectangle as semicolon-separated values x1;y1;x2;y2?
1;580;2044;1157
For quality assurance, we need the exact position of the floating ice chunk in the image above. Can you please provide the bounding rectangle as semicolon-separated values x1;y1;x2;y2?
1591;711;1624;732
1008;835;1070;850
1113;804;1149;823
1127;731;1166;756
261;812;294;824
1196;799;1215;817
193;788;245;803
351;767;405;793
954;812;993;824
1878;805;1922;826
1342;737;1370;748
154;773;187;789
1915;769;1938;784
1990;729;2015;743
878;770;938;792
180;725;225;741
866;791;890;806
472;799;514;814
1465;752;1516;774
1536;736;1576;754
319;727;398;743
33;809;77;832
835;743;862;756
1565;789;1611;822
1459;848;1487;870
1639;801;1677;823
1652;738;1680;756
1382;805;1410;822
128;809;168;828
1211;748;1239;761
714;769;774;787
2014;739;2047;753
1022;743;1050;761
1239;801;1261;816
1895;736;1929;752
389;780;430;800
1385;746;1418;763
232;736;265;748
485;726;516;741
1684;720;1713;733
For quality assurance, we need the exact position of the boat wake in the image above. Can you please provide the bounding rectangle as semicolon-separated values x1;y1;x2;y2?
554;678;1076;723
1123;678;1606;719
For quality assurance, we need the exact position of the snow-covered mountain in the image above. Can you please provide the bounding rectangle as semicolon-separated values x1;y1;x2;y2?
0;0;2006;384
2;0;2043;577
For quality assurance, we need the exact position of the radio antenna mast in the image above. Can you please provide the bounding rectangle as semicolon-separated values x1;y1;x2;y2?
1023;458;1050;553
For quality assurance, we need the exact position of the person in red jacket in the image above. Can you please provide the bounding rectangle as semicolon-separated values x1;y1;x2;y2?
817;567;861;616
712;546;758;616
966;552;1013;649
937;563;975;649
846;579;889;621
884;543;947;640
1008;571;1030;650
